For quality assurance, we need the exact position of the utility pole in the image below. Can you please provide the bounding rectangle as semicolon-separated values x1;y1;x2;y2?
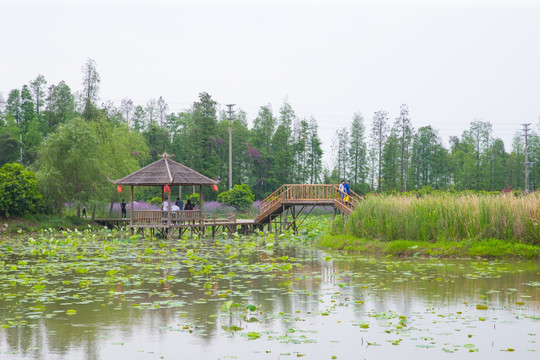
522;123;531;194
226;104;235;190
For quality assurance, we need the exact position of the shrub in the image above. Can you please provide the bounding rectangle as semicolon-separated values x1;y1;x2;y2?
0;163;43;217
217;184;255;210
186;192;200;204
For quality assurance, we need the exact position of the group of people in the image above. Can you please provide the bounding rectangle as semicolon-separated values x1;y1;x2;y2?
162;198;195;211
338;180;351;204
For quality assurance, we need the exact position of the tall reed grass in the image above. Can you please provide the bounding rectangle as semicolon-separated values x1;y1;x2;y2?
342;192;539;244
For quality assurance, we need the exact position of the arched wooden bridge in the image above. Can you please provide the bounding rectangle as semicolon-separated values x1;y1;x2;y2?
255;184;362;232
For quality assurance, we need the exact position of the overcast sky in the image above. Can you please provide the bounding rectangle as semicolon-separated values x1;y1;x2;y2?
2;0;539;167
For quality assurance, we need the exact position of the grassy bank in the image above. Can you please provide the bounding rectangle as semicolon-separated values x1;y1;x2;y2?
0;214;92;234
335;192;539;244
317;234;540;259
322;192;540;258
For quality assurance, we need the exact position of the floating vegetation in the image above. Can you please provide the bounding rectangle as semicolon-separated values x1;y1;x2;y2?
0;220;539;358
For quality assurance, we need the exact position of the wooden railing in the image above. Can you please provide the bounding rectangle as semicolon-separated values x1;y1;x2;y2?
131;210;202;225
257;184;363;220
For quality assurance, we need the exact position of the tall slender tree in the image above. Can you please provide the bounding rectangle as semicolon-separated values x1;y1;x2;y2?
307;117;323;183
271;100;295;185
81;59;101;121
120;98;134;129
369;110;389;192
332;127;349;181
348;112;367;189
157;96;168;127
393;104;414;190
30;74;47;118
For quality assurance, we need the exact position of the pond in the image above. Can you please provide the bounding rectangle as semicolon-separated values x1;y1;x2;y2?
0;227;539;359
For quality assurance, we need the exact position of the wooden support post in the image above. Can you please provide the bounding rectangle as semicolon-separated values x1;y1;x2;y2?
130;185;134;236
167;189;172;229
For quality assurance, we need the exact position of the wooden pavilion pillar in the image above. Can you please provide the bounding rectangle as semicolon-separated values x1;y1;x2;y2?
130;185;134;235
199;185;203;225
167;186;172;228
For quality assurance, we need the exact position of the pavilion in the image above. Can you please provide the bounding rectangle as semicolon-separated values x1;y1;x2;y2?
110;153;220;235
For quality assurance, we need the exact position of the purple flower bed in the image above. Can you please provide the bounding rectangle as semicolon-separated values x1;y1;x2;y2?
110;201;160;211
203;201;235;214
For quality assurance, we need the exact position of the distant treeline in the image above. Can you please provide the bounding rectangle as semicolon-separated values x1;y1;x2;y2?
0;59;538;213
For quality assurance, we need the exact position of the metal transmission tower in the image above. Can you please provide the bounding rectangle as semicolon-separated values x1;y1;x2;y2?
226;104;235;190
522;123;531;194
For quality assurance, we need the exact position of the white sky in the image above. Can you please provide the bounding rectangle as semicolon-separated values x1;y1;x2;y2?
2;0;540;167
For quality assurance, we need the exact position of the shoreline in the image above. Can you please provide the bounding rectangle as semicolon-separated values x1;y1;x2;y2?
317;233;540;260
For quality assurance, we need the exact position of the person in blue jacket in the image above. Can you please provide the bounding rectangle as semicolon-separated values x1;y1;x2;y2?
343;180;351;204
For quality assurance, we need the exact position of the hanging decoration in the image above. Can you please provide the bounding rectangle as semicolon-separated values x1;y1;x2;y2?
163;185;171;193
117;185;122;193
212;184;218;192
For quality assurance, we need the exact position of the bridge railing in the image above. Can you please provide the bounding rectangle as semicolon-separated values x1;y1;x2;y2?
257;185;288;217
257;184;364;219
131;210;202;225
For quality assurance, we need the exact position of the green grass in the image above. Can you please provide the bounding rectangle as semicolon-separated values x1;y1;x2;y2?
339;192;539;245
0;214;93;234
317;234;540;259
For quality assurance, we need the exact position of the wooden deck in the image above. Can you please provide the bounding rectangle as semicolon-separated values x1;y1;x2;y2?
96;184;361;237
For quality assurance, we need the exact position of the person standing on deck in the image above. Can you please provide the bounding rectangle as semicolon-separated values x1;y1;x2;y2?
175;197;184;211
121;199;127;219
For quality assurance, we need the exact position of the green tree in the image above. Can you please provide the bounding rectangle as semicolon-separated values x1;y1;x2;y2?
37;117;148;216
348;112;367;189
0;163;42;217
489;138;508;191
20;85;39;164
132;105;146;133
217;184;255;209
143;123;169;162
36;118;101;214
409;126;447;189
0;133;19;166
394;104;414;190
190;92;219;177
271;100;295;185
381;130;399;191
81;58;101;121
30;74;47;118
369;110;389;192
462;119;492;190
332;127;348;182
505;133;525;189
293;118;310;183
528;126;540;191
44;81;75;132
250;105;278;196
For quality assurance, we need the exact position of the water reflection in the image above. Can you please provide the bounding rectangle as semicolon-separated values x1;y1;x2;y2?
1;237;539;359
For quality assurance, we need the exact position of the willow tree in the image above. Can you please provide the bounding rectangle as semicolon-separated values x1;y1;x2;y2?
36;117;148;216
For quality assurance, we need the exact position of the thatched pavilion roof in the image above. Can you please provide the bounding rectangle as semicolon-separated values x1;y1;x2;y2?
111;153;219;186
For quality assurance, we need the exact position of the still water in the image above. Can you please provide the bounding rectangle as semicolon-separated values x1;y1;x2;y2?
0;231;539;359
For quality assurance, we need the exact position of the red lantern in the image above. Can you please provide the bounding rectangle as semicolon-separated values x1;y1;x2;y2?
212;184;218;192
117;185;122;193
164;185;171;193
